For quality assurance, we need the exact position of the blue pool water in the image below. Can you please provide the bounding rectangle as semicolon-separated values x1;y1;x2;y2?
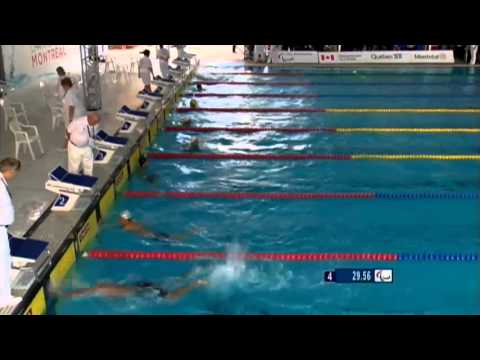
52;66;480;315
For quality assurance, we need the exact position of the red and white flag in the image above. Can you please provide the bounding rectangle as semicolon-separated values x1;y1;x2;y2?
320;54;335;62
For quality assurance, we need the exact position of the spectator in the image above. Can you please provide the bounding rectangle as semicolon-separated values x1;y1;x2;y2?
0;158;22;311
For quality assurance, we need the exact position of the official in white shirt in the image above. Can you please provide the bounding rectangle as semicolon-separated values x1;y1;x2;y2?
0;157;22;310
175;45;187;60
157;45;172;80
56;66;67;98
66;113;101;176
465;45;478;65
61;77;86;126
138;49;154;93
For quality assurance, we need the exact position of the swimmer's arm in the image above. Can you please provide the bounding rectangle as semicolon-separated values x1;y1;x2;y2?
164;280;207;301
161;227;202;242
60;287;102;299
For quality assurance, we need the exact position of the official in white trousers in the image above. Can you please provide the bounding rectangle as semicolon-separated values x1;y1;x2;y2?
66;113;101;176
157;45;171;80
138;49;154;93
468;45;478;65
0;158;22;310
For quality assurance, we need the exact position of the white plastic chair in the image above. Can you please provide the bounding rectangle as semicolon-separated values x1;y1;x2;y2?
105;56;116;73
48;102;66;130
8;108;44;160
1;99;7;131
9;102;30;124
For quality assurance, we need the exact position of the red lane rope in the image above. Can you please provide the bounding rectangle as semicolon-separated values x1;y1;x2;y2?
85;250;398;262
192;81;312;86
124;191;376;199
177;107;327;113
147;153;351;160
183;93;321;98
165;127;337;133
205;72;303;76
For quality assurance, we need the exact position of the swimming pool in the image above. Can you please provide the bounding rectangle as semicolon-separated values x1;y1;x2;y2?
51;65;480;315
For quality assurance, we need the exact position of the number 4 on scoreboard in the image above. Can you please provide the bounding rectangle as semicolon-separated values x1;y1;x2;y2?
324;271;336;282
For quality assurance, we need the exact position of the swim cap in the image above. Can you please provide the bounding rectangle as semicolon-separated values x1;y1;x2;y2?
190;99;199;109
120;210;132;220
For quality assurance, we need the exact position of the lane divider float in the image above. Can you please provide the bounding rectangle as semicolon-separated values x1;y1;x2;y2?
176;107;480;114
165;127;480;134
192;81;480;87
183;93;480;99
124;191;480;200
84;250;479;262
147;153;480;161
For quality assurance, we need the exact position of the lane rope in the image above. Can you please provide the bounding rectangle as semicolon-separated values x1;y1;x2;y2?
176;107;480;114
124;191;480;200
84;250;479;262
165;127;480;134
202;71;480;79
183;92;480;99
147;153;480;161
192;81;480;86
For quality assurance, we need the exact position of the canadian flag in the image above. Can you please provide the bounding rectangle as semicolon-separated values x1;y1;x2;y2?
320;54;335;61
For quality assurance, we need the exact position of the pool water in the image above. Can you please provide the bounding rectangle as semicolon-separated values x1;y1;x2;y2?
51;65;480;315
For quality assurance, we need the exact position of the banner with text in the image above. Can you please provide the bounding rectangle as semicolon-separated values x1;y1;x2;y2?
0;45;82;89
273;51;319;64
318;50;454;64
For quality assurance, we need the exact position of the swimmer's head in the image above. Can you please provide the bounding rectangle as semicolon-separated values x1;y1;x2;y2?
191;137;200;147
190;99;199;109
196;84;203;91
181;118;193;127
120;210;133;221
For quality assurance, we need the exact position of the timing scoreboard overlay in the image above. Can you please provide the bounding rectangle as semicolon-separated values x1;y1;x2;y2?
325;269;394;283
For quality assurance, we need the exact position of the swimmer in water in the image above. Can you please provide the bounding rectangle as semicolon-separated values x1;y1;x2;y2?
176;118;192;127
138;154;157;184
183;137;201;152
119;210;197;242
60;279;209;301
190;99;199;109
196;83;204;92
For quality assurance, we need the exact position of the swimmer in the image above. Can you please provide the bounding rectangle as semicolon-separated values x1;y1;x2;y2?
190;99;199;109
179;118;193;127
60;279;209;301
183;137;201;152
138;154;157;184
196;83;204;92
119;210;197;241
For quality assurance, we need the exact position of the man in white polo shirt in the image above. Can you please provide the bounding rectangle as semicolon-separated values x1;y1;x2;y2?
66;113;100;176
0;157;22;310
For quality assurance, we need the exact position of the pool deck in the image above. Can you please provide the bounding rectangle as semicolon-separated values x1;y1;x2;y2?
0;49;200;315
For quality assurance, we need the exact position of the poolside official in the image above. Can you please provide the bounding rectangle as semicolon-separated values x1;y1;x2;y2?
66;113;101;176
138;49;154;93
0;158;22;310
61;77;86;125
157;45;171;80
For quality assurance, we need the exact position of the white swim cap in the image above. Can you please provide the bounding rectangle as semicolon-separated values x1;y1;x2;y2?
120;210;132;220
